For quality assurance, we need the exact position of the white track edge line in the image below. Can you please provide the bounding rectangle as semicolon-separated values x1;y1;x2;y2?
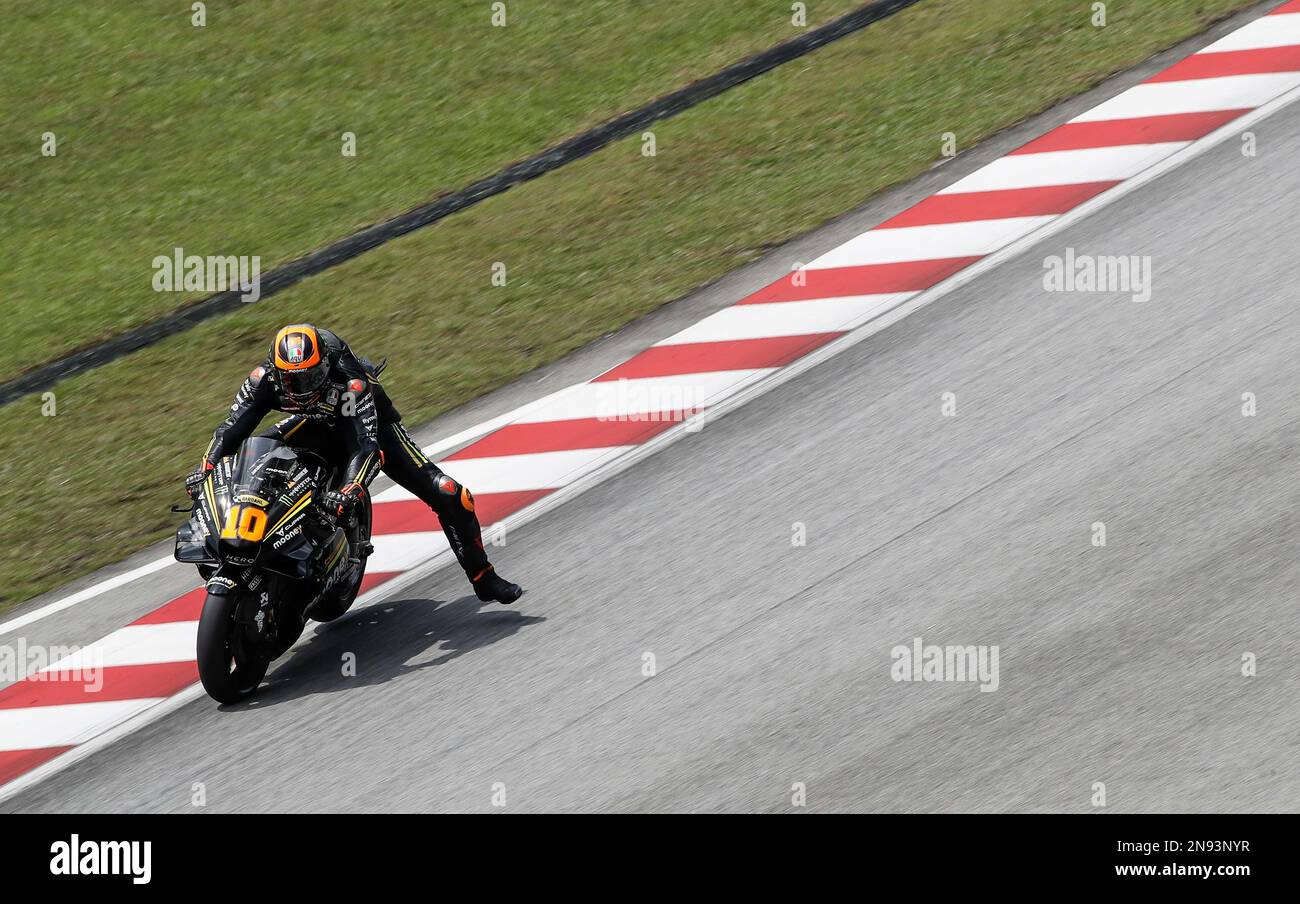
0;557;175;639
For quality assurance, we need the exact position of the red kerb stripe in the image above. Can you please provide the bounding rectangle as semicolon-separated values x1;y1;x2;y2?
1011;111;1246;155
595;333;842;380
132;587;206;625
0;747;72;786
372;489;553;535
744;257;981;303
0;661;198;710
878;182;1117;228
1148;45;1300;82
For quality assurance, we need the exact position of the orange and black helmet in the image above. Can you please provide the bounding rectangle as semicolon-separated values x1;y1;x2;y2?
271;324;329;405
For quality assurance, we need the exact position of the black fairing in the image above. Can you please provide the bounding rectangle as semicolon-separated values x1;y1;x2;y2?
174;437;335;584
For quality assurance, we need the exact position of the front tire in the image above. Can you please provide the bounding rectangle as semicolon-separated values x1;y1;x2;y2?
196;591;269;704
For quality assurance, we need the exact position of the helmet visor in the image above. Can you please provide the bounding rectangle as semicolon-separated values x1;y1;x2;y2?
280;364;328;402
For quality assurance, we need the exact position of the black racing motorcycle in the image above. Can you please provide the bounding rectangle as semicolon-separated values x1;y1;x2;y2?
174;436;372;704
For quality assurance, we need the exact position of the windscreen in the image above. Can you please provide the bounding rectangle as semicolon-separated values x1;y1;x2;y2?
229;437;298;500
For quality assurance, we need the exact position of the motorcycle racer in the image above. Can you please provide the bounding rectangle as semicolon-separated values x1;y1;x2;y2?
186;323;523;604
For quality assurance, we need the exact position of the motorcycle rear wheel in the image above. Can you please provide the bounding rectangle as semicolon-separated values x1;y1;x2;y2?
311;496;373;623
196;591;270;704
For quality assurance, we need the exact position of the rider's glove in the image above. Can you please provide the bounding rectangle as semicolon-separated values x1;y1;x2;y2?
185;460;214;498
323;483;365;518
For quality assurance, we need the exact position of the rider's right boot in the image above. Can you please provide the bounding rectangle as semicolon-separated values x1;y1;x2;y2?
472;568;524;604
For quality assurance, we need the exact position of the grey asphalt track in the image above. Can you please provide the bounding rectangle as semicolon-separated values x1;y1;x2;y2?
9;76;1300;813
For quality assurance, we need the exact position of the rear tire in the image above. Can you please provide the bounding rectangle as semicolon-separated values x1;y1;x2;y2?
196;591;269;704
311;496;373;623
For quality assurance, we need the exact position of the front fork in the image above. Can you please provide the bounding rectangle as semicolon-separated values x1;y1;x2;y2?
205;566;290;655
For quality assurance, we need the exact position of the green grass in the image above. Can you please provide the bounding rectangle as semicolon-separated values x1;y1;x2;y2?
0;0;1259;611
0;0;865;381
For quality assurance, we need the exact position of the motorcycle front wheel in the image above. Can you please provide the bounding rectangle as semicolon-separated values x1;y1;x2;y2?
196;591;270;704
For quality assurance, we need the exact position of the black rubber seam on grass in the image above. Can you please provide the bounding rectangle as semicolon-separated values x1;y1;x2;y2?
1;0;926;406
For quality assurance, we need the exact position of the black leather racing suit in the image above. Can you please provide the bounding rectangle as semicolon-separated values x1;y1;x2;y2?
200;328;494;582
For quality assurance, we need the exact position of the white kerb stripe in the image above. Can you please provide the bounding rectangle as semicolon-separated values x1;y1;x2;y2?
1072;73;1300;122
40;622;198;673
366;531;452;574
440;446;633;493
657;293;913;345
373;446;635;501
0;699;168;751
938;142;1189;194
512;370;770;425
806;217;1054;270
1200;13;1300;53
